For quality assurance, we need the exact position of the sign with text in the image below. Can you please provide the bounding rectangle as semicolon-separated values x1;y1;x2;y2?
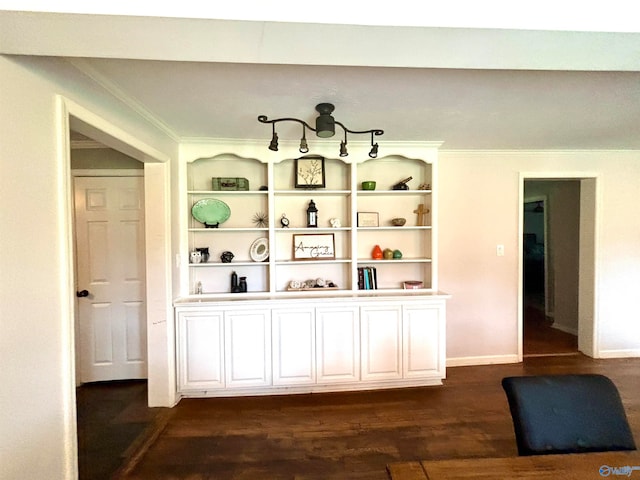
292;233;335;260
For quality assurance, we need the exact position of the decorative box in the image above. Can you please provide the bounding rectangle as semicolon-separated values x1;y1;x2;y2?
212;177;249;191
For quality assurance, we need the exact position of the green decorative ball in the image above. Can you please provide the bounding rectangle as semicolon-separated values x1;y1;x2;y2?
392;249;403;259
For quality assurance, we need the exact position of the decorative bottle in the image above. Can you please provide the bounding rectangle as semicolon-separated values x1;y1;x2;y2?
231;271;239;293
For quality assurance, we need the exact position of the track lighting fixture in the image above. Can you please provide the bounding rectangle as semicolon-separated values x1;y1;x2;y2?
339;130;348;157
258;103;384;158
268;123;278;151
299;124;309;153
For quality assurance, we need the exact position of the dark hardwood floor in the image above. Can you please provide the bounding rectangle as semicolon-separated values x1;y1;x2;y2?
523;303;578;357
76;380;168;480
75;299;622;480
107;355;639;480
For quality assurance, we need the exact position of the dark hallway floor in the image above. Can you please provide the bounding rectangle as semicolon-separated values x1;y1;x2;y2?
523;295;578;357
76;380;166;479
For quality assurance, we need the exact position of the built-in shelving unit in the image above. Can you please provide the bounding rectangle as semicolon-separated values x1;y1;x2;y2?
175;141;447;398
182;147;439;299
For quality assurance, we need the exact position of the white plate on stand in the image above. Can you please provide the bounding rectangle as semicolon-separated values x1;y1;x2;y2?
250;237;269;262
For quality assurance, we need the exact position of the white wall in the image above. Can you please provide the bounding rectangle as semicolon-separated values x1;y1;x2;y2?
438;153;520;364
0;55;177;480
440;150;640;364
2;51;640;479
70;147;143;169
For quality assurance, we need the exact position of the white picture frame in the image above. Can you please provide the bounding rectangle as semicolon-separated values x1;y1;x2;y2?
292;233;336;260
357;212;379;227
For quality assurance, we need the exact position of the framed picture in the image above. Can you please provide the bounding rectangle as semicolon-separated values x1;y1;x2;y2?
292;233;335;260
357;212;379;227
295;156;326;188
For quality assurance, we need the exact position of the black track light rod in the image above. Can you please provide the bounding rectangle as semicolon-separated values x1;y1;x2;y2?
258;103;383;158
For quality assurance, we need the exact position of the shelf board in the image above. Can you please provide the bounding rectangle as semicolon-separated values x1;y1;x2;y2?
356;287;434;294
189;261;268;267
286;286;339;292
357;226;432;230
356;258;432;263
186;291;271;299
275;227;351;232
181;288;439;299
357;190;432;195
275;259;351;265
188;190;268;195
274;189;351;195
188;227;269;232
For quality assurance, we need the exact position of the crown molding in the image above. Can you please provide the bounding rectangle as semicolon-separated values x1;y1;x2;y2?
66;58;181;143
439;148;640;156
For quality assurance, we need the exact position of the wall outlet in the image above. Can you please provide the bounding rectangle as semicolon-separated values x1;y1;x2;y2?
496;244;505;256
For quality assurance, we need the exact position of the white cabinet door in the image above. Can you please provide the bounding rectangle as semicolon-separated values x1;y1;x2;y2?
403;304;444;378
316;306;360;383
176;310;224;391
361;305;403;381
272;308;316;386
225;309;272;388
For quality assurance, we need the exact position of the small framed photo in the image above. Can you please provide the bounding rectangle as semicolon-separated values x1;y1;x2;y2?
295;156;326;188
357;212;379;227
292;233;335;260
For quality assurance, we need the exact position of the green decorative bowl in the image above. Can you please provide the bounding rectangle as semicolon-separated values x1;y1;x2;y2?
361;181;376;190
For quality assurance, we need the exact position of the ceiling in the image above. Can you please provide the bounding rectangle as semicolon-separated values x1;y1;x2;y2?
72;58;640;150
2;9;640;151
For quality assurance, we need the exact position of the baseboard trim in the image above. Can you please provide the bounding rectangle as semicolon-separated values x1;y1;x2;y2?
446;354;520;367
551;322;578;336
598;349;640;359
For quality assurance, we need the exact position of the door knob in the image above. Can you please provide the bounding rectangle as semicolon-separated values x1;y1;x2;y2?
76;290;89;298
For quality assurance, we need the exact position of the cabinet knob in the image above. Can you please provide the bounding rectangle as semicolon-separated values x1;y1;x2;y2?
76;289;89;298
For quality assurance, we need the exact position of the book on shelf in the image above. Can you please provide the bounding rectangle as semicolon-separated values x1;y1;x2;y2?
358;266;377;290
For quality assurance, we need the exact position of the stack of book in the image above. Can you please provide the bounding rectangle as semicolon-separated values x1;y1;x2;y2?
358;266;378;290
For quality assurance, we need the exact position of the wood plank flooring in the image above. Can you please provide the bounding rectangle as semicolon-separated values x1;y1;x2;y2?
119;355;640;480
76;380;168;480
523;303;578;356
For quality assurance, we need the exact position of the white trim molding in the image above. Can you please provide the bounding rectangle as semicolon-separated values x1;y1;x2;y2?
71;169;143;177
447;354;520;368
598;349;640;359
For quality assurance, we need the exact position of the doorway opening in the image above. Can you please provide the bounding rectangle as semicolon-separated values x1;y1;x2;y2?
523;196;548;316
519;175;598;359
59;99;174;479
71;149;147;383
70;134;154;478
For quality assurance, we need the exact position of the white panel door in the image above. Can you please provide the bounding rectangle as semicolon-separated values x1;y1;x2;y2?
361;305;403;381
272;308;316;386
403;304;443;378
225;309;272;388
316;306;360;383
176;310;225;391
74;176;146;382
